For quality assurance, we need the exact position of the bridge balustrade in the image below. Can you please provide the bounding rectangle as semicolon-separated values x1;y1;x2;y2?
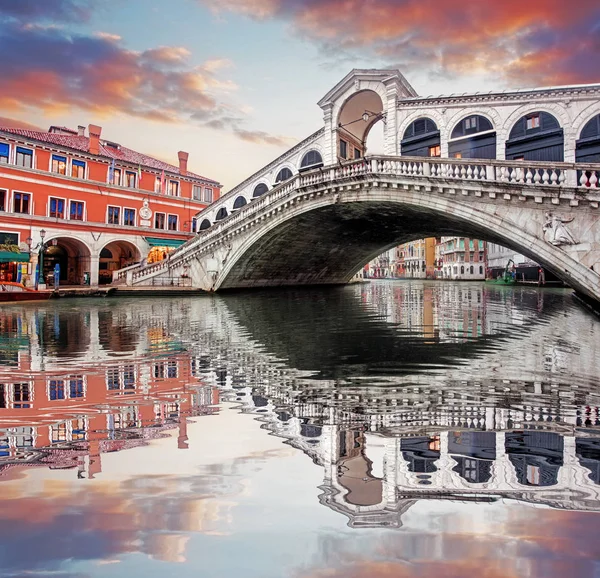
122;154;600;286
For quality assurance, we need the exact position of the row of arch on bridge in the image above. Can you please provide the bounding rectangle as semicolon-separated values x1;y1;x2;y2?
40;237;141;285
194;111;600;232
196;148;325;230
401;111;600;162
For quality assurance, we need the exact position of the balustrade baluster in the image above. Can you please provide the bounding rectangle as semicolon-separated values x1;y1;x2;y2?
460;166;467;179
526;168;533;184
534;169;541;184
580;171;589;187
550;169;558;185
541;169;550;184
466;165;473;179
590;171;599;188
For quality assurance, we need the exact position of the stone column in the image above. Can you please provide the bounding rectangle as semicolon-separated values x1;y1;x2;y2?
89;253;99;288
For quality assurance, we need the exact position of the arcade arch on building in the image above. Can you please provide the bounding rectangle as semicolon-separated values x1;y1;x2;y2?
401;117;440;157
449;114;496;160
215;207;228;221
506;111;564;161
99;240;141;284
43;237;91;286
275;167;293;184
233;196;248;210
299;150;323;171
253;183;269;198
199;219;211;231
576;113;600;163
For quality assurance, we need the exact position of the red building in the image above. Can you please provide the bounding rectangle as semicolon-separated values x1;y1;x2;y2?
0;124;221;286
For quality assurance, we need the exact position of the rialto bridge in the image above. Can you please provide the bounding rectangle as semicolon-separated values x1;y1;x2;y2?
117;68;600;302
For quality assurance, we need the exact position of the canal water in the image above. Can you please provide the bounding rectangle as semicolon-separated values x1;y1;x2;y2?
0;281;599;577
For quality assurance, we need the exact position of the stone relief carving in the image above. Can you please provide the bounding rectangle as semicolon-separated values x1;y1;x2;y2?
543;212;577;246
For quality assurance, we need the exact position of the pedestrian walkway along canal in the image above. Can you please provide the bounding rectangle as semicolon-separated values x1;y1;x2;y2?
0;280;599;577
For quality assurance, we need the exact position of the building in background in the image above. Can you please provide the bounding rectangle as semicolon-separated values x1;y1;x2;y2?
486;244;545;282
0;124;221;287
396;238;436;279
439;237;486;280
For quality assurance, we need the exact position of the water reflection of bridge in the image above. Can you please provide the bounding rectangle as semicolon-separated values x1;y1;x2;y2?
0;283;599;524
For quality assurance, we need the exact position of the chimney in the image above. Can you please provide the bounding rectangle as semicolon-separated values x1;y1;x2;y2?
77;125;85;137
178;151;189;176
88;124;102;155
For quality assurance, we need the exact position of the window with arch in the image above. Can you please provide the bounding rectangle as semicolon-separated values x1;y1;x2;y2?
299;150;323;170
199;219;211;230
449;115;496;160
460;266;465;275
253;183;268;198
506;111;564;161
233;196;247;209
215;207;228;221
479;265;483;275
275;167;293;183
576;113;600;164
470;265;474;274
401;118;440;157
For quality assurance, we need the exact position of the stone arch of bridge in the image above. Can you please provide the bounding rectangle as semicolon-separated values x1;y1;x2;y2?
213;189;599;301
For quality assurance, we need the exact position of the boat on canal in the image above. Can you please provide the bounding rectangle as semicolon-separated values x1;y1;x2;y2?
0;282;53;303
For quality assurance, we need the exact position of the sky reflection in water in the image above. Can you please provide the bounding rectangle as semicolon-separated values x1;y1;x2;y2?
0;281;599;577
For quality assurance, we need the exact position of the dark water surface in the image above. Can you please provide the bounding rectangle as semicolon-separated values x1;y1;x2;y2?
1;281;600;577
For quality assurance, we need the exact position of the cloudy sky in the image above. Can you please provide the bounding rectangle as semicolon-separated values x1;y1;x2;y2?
1;0;598;189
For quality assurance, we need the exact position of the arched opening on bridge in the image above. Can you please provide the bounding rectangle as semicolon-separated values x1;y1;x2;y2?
233;196;247;210
449;115;496;159
401;118;440;157
99;240;141;284
299;150;323;172
217;195;596;301
275;167;293;184
215;207;228;221
42;237;91;286
337;89;384;161
336;429;383;506
576;114;600;163
252;183;269;198
199;218;211;230
506;111;564;161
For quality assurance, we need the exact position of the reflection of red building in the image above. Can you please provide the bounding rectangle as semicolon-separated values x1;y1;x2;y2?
0;124;221;287
0;348;219;479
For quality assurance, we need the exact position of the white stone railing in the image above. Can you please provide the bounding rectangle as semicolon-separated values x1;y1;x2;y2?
127;155;600;284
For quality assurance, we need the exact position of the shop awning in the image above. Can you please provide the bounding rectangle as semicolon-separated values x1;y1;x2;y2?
0;251;30;263
144;237;186;248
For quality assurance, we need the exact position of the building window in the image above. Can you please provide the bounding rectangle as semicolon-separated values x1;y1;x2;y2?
0;143;9;164
49;197;65;219
464;117;477;130
112;168;121;186
13;192;31;214
71;159;86;179
354;148;361;159
453;152;462;159
203;187;213;203
339;139;347;159
167;214;178;231
193;185;202;200
526;115;540;130
0;189;5;211
125;171;136;188
155;176;162;193
13;383;30;408
49;380;65;400
155;212;165;229
51;154;67;175
168;180;179;196
123;208;136;227
107;206;120;225
15;147;33;168
106;368;120;390
70;200;84;221
429;145;441;157
69;378;84;398
192;219;197;233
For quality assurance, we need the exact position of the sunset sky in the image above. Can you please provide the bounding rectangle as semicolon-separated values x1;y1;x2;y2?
1;0;598;189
